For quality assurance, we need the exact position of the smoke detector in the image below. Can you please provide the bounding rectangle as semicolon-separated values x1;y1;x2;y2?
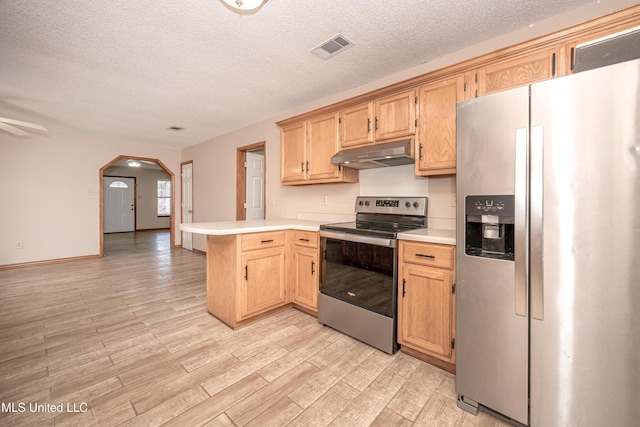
310;34;354;60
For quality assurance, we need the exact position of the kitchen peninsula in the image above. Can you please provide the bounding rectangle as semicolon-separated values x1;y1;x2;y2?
180;219;327;329
180;219;455;331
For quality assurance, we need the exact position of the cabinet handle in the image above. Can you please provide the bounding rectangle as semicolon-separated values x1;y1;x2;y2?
570;47;575;71
402;278;406;297
260;239;274;243
367;118;371;133
551;52;556;76
244;265;248;280
375;116;379;131
298;238;309;242
301;162;304;173
415;253;435;259
419;143;423;160
306;161;309;172
311;260;315;275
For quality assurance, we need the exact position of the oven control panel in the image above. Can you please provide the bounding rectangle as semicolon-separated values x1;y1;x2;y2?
355;196;428;216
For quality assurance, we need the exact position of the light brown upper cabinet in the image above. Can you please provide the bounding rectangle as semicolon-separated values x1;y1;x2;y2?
374;89;417;141
338;89;417;149
280;121;307;184
339;102;374;148
415;75;465;177
277;5;640;180
467;47;559;99
280;113;358;185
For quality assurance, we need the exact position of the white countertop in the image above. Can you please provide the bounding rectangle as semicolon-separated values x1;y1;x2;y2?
179;219;328;235
397;228;456;245
182;219;456;245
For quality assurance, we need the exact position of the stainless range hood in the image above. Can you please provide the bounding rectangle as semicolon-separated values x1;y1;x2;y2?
330;139;414;169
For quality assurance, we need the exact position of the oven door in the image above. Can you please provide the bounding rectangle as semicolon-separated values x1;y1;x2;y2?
319;230;397;318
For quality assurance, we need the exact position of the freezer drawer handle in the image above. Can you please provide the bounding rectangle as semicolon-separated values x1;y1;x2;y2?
260;239;274;243
415;253;435;259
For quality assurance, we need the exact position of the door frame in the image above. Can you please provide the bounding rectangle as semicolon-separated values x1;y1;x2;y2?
99;155;175;257
180;160;194;250
236;141;266;220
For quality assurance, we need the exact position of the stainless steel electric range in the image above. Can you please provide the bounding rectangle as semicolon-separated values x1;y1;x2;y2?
318;196;428;354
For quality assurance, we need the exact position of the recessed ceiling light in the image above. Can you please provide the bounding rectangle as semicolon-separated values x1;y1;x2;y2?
167;126;184;131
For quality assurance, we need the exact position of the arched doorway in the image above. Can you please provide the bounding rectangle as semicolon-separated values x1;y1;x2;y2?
99;155;175;257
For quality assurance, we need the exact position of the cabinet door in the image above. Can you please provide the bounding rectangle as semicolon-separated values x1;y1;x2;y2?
374;90;417;141
339;102;374;148
239;247;286;320
416;76;464;176
293;246;319;312
399;263;454;361
281;122;307;183
307;113;341;181
474;48;559;97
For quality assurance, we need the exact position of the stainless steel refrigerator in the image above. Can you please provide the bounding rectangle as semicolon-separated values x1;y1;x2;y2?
455;58;640;426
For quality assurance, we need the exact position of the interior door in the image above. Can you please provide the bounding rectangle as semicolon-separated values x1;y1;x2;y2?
104;177;135;233
245;151;264;220
181;162;193;250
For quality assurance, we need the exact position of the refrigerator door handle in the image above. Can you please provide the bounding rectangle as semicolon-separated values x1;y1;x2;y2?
514;127;528;317
530;125;544;320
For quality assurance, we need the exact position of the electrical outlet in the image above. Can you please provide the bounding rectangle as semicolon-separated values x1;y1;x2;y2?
322;195;328;206
16;241;23;249
451;193;457;207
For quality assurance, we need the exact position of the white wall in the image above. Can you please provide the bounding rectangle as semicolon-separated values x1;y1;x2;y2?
104;166;171;230
0;130;181;266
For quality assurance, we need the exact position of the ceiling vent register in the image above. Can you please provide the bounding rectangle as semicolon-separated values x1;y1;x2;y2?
310;34;354;59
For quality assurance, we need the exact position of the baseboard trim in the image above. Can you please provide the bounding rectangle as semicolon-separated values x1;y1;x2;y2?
0;254;102;270
401;346;456;374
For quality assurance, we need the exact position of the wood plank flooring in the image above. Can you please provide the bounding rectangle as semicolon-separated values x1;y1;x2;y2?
0;231;509;426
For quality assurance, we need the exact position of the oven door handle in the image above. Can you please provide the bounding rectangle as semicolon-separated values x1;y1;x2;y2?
319;230;396;248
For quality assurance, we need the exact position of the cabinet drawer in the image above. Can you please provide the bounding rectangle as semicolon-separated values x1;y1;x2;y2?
402;242;454;269
241;231;286;251
293;230;318;248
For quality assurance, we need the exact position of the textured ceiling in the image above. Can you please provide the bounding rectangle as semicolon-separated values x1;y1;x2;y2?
0;0;599;148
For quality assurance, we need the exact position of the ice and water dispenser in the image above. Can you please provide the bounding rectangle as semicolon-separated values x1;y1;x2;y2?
464;195;515;260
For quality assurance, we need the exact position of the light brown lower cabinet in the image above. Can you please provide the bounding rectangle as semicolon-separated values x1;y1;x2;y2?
291;230;319;314
398;240;456;373
205;230;319;329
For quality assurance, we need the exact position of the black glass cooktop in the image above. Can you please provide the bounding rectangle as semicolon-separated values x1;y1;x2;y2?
321;220;424;239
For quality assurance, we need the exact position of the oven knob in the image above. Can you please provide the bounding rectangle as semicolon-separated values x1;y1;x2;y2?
364;201;370;206
405;201;411;208
413;202;420;208
358;201;364;206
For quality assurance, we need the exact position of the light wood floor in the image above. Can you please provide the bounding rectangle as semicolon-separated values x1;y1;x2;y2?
0;231;509;426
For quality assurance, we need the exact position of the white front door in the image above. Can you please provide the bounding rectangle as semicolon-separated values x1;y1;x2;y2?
245;152;264;220
181;162;193;250
104;177;135;233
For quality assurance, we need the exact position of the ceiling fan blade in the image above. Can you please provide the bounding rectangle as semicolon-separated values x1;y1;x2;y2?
0;122;29;136
0;117;48;131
